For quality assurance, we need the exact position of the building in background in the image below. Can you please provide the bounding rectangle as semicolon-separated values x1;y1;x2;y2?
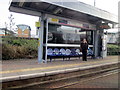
0;28;16;36
17;24;31;37
0;28;5;36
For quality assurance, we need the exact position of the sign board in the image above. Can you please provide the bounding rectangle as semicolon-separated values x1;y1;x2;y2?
83;24;89;29
99;23;111;29
102;34;107;58
35;22;41;27
48;18;96;30
50;18;59;23
59;19;68;24
102;35;107;51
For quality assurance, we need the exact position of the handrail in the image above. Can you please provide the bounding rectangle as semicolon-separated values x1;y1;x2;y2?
46;43;93;47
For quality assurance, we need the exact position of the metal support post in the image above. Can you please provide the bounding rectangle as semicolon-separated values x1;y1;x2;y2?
94;30;99;58
45;18;48;63
38;13;44;63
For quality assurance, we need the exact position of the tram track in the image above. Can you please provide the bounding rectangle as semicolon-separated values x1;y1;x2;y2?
53;69;119;89
2;62;119;89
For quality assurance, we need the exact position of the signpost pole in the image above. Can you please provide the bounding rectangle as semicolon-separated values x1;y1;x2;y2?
45;18;48;63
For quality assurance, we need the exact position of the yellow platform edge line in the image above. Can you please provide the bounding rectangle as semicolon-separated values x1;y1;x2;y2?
1;59;118;74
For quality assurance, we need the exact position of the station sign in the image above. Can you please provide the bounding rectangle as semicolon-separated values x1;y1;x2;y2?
99;23;111;29
83;24;89;29
59;19;68;24
68;21;82;27
49;18;96;30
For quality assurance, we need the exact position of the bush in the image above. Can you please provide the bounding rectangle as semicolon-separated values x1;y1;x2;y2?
107;44;120;55
2;37;38;60
2;44;25;60
2;44;16;60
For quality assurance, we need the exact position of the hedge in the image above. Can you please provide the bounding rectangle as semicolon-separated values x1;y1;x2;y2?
107;44;120;55
2;37;38;60
1;37;119;60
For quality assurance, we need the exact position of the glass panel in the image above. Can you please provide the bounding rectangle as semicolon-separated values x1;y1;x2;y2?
86;31;93;45
48;23;87;44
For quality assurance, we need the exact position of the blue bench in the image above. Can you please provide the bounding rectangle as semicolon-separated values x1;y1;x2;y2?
47;48;56;62
47;48;94;61
87;48;94;58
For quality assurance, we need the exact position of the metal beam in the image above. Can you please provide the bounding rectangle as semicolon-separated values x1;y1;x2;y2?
9;6;41;16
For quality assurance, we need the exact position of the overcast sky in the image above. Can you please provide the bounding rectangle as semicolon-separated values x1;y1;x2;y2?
0;0;119;35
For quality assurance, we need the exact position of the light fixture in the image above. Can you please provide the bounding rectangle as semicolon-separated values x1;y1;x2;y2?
53;8;62;14
19;0;25;7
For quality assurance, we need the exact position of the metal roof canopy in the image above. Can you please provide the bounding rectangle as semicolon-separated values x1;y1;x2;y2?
9;0;118;25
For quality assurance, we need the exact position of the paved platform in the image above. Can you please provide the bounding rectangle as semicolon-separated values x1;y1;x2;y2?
1;56;119;82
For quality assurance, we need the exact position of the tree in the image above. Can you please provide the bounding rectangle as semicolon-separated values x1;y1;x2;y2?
4;14;17;36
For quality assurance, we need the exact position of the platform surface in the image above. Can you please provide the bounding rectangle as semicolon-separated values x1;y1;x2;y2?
1;56;119;81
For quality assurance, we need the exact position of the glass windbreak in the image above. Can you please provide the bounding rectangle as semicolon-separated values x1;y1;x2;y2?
86;31;93;45
48;23;86;44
